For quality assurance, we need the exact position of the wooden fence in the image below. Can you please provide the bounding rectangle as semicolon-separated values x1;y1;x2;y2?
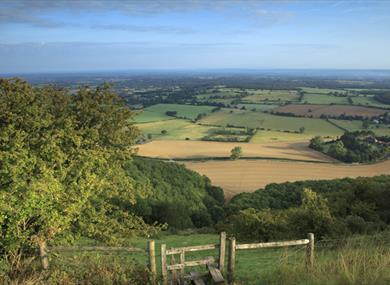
227;233;315;285
38;232;314;285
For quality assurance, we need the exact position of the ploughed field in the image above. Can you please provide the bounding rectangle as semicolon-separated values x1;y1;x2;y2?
184;159;390;198
136;140;334;162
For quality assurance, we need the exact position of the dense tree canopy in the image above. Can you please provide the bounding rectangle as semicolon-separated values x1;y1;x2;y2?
0;79;159;264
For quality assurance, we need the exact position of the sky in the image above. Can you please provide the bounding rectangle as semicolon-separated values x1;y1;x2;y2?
0;0;390;73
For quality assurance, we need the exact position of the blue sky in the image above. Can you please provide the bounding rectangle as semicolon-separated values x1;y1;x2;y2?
0;0;390;73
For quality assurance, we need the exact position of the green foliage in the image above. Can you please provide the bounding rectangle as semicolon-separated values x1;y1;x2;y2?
230;146;243;160
226;176;390;239
0;79;158;265
320;130;389;163
224;189;334;241
126;157;225;230
309;136;325;151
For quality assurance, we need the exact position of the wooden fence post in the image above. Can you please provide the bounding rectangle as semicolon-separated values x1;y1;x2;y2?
161;244;168;285
227;237;236;285
148;240;156;283
306;233;314;268
219;232;226;273
179;249;185;280
39;240;49;270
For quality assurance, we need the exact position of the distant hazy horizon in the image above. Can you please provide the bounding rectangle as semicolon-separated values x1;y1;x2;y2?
1;0;390;73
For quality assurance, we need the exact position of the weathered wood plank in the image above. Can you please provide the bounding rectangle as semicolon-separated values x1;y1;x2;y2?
207;263;225;283
148;240;156;284
190;272;206;285
161;244;168;285
236;239;309;250
228;238;236;285
48;246;144;252
218;232;226;272
167;256;215;270
166;244;217;255
306;233;315;268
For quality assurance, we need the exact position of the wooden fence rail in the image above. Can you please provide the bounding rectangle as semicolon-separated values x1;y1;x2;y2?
227;233;315;285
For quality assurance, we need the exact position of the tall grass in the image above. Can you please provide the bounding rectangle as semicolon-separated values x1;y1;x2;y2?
258;233;390;285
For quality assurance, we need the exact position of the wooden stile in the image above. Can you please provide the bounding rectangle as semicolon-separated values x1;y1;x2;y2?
207;263;225;283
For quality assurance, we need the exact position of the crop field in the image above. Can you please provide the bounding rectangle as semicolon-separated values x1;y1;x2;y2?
199;109;343;136
137;119;215;140
302;93;350;104
242;89;299;103
273;104;386;118
136;140;334;162
135;103;215;122
185;159;390;198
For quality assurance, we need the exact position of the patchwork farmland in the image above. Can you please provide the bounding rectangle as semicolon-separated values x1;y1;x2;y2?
133;85;390;199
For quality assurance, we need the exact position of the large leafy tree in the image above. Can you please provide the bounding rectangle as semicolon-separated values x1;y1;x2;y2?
0;79;158;267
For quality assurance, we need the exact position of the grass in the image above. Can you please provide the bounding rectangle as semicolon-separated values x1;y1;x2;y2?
199;109;343;136
236;103;279;112
250;130;313;143
300;87;348;94
135;104;215;122
329;119;390;136
242;89;299;103
351;96;390;109
137;119;215;140
302;94;350;105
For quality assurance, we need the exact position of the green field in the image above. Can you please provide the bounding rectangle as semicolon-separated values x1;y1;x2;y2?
300;87;348;94
199;109;343;136
135;104;215;122
137;119;215;140
351;95;390;109
250;130;313;143
242;90;299;103
236;103;279;112
302;93;350;105
329;119;390;136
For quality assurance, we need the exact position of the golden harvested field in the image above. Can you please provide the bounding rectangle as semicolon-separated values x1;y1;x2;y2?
272;104;386;118
184;159;390;198
136;140;334;162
